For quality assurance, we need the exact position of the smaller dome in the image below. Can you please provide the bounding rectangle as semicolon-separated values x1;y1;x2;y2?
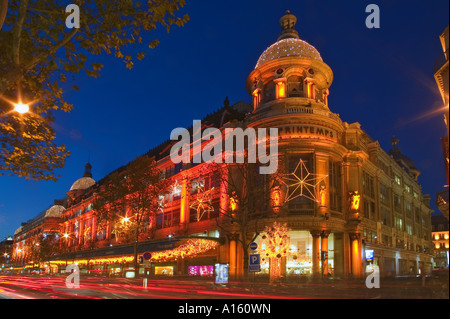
70;177;96;191
14;226;23;235
45;205;65;218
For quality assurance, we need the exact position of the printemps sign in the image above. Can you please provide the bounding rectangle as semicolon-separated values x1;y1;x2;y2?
278;125;338;142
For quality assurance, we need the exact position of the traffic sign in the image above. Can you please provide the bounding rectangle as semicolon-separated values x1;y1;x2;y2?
249;254;261;272
143;252;152;260
249;242;258;250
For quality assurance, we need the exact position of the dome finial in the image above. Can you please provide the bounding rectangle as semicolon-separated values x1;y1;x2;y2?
83;162;92;178
278;10;299;41
390;135;399;149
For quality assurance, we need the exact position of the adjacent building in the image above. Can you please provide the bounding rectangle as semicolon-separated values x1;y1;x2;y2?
434;25;449;220
432;213;449;269
11;11;435;280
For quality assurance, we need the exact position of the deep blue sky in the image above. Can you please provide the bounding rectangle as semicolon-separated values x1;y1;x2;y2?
1;0;449;240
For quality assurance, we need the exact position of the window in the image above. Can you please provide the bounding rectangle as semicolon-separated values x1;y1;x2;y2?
381;207;391;226
263;82;275;102
157;210;180;229
329;160;342;211
394;174;401;186
405;202;412;219
394;194;402;213
395;215;403;231
379;183;390;205
364;200;375;220
406;220;413;235
362;172;375;199
191;177;206;194
287;75;303;97
404;184;411;194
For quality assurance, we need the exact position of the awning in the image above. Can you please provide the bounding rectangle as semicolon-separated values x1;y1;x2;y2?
49;236;222;264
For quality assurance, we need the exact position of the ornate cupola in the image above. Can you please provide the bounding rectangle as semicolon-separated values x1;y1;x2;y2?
277;10;299;40
247;11;333;114
67;162;96;201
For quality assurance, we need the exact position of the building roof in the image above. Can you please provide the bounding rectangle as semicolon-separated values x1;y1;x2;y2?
69;176;96;191
255;11;322;68
44;205;65;218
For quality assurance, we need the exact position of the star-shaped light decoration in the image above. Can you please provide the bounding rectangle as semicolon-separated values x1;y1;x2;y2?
190;186;215;222
281;158;328;203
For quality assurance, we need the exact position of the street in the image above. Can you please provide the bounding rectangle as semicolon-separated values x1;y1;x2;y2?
0;274;448;300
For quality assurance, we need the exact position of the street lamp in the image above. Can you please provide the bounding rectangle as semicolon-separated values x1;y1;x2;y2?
13;102;29;114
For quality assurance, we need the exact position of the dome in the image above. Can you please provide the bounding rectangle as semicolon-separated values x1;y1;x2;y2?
70;176;96;191
255;38;323;68
14;226;23;235
45;205;65;218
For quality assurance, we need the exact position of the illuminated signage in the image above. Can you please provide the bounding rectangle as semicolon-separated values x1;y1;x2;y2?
155;266;174;276
365;249;374;262
188;265;214;277
277;125;337;141
214;263;229;284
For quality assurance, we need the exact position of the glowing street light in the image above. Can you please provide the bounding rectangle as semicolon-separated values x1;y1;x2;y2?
13;102;29;114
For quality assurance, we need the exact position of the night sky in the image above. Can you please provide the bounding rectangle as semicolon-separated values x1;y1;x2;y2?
0;0;448;240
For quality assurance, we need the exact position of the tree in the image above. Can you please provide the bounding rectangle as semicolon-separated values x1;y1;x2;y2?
0;0;189;180
93;155;170;277
210;161;282;280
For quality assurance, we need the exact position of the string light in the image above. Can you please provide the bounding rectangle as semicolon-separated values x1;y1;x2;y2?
256;38;322;68
281;158;328;203
151;239;219;262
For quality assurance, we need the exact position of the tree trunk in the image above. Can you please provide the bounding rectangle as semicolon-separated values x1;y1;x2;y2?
0;0;8;32
133;229;139;278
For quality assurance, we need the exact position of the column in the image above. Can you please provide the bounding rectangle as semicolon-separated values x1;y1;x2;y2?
228;234;238;281
321;230;330;276
180;177;189;225
310;230;321;278
78;219;84;246
350;232;362;278
316;154;329;218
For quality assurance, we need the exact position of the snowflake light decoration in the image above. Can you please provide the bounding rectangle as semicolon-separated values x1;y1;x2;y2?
281;158;328;203
190;186;215;222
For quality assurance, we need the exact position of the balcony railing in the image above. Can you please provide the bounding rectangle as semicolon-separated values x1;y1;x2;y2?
434;49;449;73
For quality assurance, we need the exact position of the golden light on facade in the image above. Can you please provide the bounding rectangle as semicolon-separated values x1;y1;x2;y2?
349;191;361;211
230;197;238;211
276;81;286;98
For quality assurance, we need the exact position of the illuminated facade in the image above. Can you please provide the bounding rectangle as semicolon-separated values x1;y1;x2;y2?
432;214;449;269
434;25;449;220
12;11;434;280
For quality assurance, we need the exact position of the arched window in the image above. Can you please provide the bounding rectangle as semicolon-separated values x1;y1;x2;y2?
263;81;276;102
287;75;303;97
